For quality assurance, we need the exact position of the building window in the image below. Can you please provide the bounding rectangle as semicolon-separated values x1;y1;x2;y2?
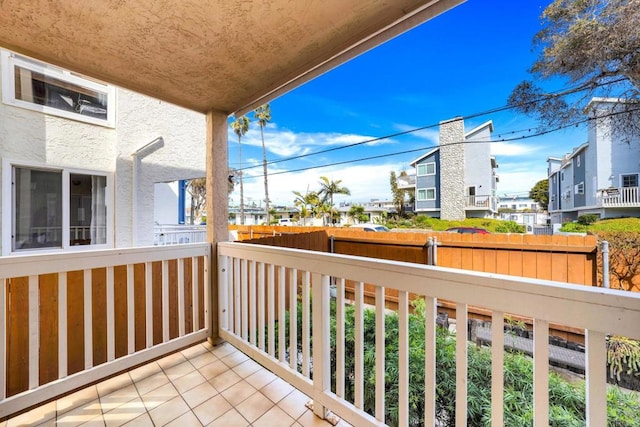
1;50;115;127
417;188;436;201
560;171;564;181
4;162;111;254
575;182;584;195
576;155;581;167
417;162;436;176
621;174;639;187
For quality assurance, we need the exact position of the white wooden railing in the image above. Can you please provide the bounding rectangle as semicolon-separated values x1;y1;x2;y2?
217;242;640;427
0;243;210;419
464;195;496;210
597;186;640;207
154;224;207;245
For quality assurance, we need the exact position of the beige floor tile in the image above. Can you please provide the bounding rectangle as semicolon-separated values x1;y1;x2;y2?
34;419;55;427
192;394;232;426
296;409;335;427
164;360;196;381
261;377;295;403
129;361;162;384
122;412;154;426
234;391;275;423
103;397;147;427
164;410;203;427
6;401;56;427
141;382;178;410
171;369;207;394
209;369;241;392
277;389;310;420
97;372;134;397
133;370;170;396
220;380;256;406
206;408;249;427
54;399;103;426
56;385;99;415
79;414;107;426
252;405;295;427
232;359;262;378
181;342;208;360
148;396;190;426
157;351;188;371
100;383;140;413
198;360;229;380
182;380;219;409
245;368;277;390
210;343;235;359
219;351;249;368
189;351;219;369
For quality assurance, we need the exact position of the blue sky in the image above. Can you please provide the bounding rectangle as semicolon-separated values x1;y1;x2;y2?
228;0;586;208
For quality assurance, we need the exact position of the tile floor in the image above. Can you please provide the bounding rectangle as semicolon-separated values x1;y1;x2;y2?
1;342;353;427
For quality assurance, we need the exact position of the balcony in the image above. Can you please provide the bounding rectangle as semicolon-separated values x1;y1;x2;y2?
464;195;497;211
2;242;639;426
597;186;640;207
154;225;207;246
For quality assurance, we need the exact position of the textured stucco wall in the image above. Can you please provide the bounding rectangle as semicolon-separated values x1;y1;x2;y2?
439;118;465;220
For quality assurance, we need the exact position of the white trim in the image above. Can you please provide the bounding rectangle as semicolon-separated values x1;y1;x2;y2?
1;50;116;128
620;172;639;188
417;187;436;201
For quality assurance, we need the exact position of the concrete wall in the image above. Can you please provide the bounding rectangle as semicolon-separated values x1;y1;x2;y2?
438;118;465;220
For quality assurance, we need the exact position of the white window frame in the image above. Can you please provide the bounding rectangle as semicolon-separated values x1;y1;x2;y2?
1;50;116;128
417;162;436;176
574;182;584;195
417;187;436;201
620;173;639;188
2;158;114;255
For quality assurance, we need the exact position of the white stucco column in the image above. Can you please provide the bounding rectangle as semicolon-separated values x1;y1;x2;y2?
206;110;228;344
439;117;465;220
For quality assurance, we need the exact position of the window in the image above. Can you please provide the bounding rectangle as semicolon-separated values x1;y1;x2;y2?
576;155;581;167
560;171;564;181
574;182;584;195
417;188;436;201
1;50;115;127
417;162;436;176
621;174;639;187
4;162;111;253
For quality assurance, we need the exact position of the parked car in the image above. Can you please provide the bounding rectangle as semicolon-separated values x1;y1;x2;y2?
278;218;295;226
445;227;490;234
349;224;390;232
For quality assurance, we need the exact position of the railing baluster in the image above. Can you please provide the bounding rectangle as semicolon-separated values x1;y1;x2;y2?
375;286;386;422
241;259;248;341
193;256;200;331
268;264;275;357
398;290;409;426
249;260;256;346
178;258;185;337
301;271;311;378
127;265;135;354
491;311;504;427
203;254;211;334
455;303;467;427
425;296;436;427
84;269;93;368
0;278;5;400
219;256;229;331
289;268;298;371
311;273;330;419
336;278;345;396
354;281;364;409
234;258;240;334
58;272;68;378
162;260;169;342
106;266;115;361
258;262;265;351
145;262;153;348
533;319;549;427
278;266;286;363
586;330;606;426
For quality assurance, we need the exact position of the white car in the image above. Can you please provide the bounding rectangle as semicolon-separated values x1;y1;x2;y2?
348;224;390;232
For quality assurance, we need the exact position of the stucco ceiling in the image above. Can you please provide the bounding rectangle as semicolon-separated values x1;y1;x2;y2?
0;0;463;115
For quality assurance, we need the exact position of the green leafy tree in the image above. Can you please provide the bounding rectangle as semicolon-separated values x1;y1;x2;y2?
292;189;320;226
508;0;640;136
185;170;237;224
348;205;368;224
318;176;350;225
230;115;250;225
254;104;272;224
529;179;549;211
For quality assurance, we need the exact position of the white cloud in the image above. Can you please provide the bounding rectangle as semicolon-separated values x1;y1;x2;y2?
490;141;540;156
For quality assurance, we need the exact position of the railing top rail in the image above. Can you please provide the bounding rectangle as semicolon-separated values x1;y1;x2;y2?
218;242;640;339
0;243;211;278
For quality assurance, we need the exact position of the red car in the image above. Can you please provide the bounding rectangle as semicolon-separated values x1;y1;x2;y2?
445;227;490;234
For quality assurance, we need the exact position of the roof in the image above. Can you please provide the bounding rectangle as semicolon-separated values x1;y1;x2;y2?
410;147;440;166
464;120;494;139
0;0;464;116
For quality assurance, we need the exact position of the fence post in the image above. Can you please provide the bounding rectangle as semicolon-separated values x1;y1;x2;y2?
601;240;610;289
427;237;433;265
432;236;438;266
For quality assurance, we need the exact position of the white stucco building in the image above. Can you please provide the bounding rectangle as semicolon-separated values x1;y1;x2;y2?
0;49;206;254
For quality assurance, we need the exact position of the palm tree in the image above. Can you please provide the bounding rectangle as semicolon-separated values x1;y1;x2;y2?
318;176;350;225
293;188;320;226
230;115;249;225
254;104;272;224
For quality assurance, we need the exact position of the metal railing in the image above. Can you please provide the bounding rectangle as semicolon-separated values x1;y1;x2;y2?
0;243;210;418
154;224;207;245
217;242;640;426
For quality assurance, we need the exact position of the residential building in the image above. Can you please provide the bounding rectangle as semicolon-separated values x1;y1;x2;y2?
548;98;640;224
0;49;206;254
410;118;499;219
498;193;549;232
337;199;396;225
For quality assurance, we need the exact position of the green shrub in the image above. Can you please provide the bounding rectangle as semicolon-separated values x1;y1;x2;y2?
495;221;526;233
560;222;587;233
577;214;599;225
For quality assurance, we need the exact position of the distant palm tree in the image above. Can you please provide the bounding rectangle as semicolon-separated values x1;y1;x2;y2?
293;189;320;226
318;176;350;225
230;115;249;225
254;104;272;224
